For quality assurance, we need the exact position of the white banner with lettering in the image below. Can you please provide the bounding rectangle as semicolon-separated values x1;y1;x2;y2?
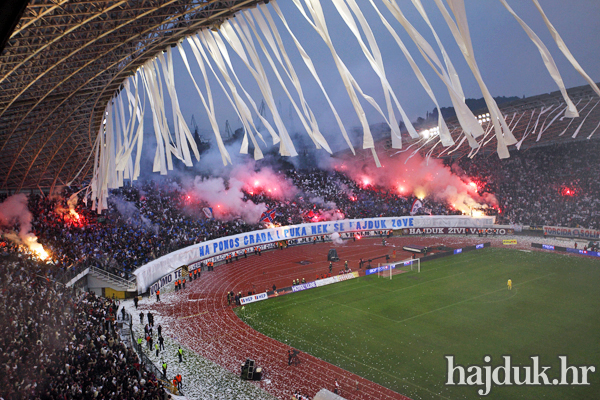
135;215;494;293
543;225;600;240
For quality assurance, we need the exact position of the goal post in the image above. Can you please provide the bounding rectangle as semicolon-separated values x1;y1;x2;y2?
377;258;420;279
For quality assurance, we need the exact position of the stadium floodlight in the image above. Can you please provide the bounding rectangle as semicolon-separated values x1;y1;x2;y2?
420;126;440;139
377;258;421;279
477;112;491;124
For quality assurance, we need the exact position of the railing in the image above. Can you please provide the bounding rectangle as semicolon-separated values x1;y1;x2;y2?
65;267;90;288
90;266;136;291
125;311;181;396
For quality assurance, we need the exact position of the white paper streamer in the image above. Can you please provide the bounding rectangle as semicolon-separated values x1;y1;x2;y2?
292;0;386;158
220;19;298;157
270;0;354;154
245;7;332;153
586;120;600;140
200;30;277;154
433;0;517;158
196;31;267;159
517;106;556;150
535;104;562;142
531;0;600;99
572;100;600;139
499;0;578;118
159;47;200;167
188;34;261;160
116;73;141;176
409;0;465;100
368;0;453;147
177;40;234;165
330;0;407;147
380;0;483;149
559;98;587;136
140;61;169;174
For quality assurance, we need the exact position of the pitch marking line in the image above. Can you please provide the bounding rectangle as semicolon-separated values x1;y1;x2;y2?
396;273;555;324
178;310;208;320
324;273;552;325
250;319;451;400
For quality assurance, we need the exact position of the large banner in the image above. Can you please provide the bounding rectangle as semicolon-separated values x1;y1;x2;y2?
398;227;513;236
148;267;185;296
136;215;495;293
543;226;600;239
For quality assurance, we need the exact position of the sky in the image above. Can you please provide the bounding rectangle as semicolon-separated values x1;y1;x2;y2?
136;0;600;160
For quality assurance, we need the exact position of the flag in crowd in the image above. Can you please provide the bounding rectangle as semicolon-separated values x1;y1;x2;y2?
202;207;213;219
410;199;423;216
259;208;277;223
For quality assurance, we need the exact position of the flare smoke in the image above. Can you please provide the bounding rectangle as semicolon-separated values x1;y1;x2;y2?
335;152;497;214
0;194;48;259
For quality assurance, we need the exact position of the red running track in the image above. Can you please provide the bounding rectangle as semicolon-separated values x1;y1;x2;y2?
142;235;495;399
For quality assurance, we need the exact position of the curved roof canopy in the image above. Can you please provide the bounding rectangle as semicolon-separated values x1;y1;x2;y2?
2;0;599;193
0;0;262;192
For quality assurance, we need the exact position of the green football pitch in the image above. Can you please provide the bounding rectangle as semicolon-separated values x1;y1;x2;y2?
237;248;600;399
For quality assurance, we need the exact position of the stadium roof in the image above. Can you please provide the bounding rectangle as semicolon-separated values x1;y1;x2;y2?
1;0;599;192
360;82;600;163
0;0;263;193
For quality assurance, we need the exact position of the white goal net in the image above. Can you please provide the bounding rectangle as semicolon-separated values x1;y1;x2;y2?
377;258;420;279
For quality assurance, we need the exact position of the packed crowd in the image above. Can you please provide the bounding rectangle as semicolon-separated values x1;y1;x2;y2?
0;251;167;400
0;139;597;400
1;168;454;281
457;140;600;228
1;139;598;282
246;168;460;227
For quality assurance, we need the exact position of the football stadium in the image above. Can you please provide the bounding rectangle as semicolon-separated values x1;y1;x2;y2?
1;1;599;399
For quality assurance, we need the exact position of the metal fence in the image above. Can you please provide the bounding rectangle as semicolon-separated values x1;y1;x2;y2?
124;311;181;396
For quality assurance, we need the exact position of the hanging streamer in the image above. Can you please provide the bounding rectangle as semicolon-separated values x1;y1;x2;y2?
531;0;600;99
499;0;578;118
292;0;393;164
330;0;403;146
380;0;483;149
515;109;537;150
88;0;596;211
251;5;329;152
524;105;555;147
572;100;600;139
270;0;354;154
140;61;169;174
178;40;234;165
116;73;141;177
244;7;332;153
433;0;517;158
559;98;587;136
534;105;561;142
220;19;297;157
410;0;465;101
159;47;200;167
199;29;276;156
188;34;262;160
132;72;145;180
368;0;453;148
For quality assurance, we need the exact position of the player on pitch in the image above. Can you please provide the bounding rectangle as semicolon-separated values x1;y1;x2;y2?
507;278;512;290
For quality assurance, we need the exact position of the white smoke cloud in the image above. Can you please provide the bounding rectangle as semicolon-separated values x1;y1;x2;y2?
331;232;344;245
232;161;298;200
0;194;48;259
186;175;267;223
335;151;497;214
109;196;158;233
